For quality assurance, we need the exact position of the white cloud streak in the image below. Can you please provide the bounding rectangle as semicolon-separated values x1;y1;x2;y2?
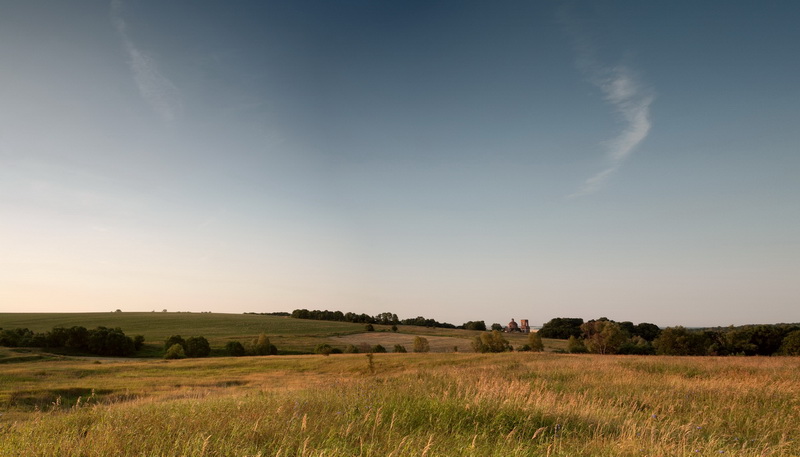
111;0;181;122
562;9;654;198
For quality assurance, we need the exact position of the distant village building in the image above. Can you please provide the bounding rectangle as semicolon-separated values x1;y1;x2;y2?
504;318;530;333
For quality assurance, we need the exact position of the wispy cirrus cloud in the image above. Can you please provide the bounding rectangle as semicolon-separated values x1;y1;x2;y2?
110;0;181;122
561;8;655;198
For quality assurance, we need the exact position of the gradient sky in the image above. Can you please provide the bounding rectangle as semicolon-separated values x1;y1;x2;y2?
1;1;799;327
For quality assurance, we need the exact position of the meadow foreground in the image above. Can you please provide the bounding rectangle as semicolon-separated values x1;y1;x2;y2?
1;352;798;456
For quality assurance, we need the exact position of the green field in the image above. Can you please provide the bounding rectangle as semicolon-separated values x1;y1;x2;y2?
1;350;798;456
0;312;565;355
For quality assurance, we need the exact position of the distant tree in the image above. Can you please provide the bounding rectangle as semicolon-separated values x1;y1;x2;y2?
633;323;662;341
391;325;398;332
581;320;627;355
185;336;211;358
528;332;544;352
491;323;503;331
653;327;708;356
463;321;487;331
358;342;372;353
566;335;588;354
517;344;531;352
315;343;335;356
393;344;407;353
780;330;800;355
344;344;359;353
412;336;430;353
133;335;145;351
371;344;387;353
472;330;512;353
225;341;246;357
87;327;136;356
250;333;277;356
539;318;584;339
164;343;186;359
365;324;375;332
618;336;655;355
164;335;186;351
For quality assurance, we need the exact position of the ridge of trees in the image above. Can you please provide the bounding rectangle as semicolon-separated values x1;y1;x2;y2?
540;317;800;356
290;309;460;329
0;326;143;357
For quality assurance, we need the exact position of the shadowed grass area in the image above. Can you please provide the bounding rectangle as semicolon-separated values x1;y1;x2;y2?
1;353;798;456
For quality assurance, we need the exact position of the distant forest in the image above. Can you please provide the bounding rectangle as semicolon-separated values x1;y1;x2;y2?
539;317;800;356
288;309;460;329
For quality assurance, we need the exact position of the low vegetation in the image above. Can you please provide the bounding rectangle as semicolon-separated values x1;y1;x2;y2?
0;352;798;456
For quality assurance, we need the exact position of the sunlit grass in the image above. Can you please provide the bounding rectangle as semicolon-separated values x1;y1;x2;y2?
1;353;798;456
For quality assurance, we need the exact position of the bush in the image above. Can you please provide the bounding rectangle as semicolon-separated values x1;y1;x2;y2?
164;343;186;359
371;344;387;353
528;332;544;352
412;336;430;353
566;335;588;353
344;344;359;353
315;344;335;356
164;335;186;351
185;336;211;358
133;335;145;351
225;341;246;357
471;330;511;353
250;333;277;356
393;344;407;353
365;324;375;332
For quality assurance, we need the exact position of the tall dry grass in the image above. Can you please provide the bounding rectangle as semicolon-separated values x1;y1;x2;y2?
1;353;798;456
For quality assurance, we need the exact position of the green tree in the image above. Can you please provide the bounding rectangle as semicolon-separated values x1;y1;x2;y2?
225;341;246;357
250;333;277;356
528;331;544;352
780;330;800;355
185;336;211;358
566;335;588;353
581;320;627;355
463;321;487;331
164;335;186;351
372;344;387;353
412;336;430;353
539;318;584;339
164;343;186;359
393;344;407;353
315;343;335;356
472;330;512;353
490;323;503;331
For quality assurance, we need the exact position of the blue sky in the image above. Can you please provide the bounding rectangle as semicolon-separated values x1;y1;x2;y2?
1;1;798;327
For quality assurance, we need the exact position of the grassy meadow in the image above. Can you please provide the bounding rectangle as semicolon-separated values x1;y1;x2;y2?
1;348;798;456
0;312;565;355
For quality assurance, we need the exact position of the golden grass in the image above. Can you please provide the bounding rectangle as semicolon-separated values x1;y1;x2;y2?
1;353;799;456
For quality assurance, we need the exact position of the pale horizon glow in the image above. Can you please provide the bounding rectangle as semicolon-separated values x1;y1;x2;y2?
1;1;799;328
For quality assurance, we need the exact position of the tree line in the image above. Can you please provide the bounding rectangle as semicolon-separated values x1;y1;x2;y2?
0;326;144;357
539;317;800;356
290;309;460;329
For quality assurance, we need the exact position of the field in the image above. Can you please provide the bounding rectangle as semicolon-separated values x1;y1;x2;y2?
1;348;798;456
0;312;566;355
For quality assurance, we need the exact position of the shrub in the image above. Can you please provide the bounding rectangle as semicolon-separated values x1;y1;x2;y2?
393;344;407;353
412;336;430;353
164;343;186;359
365;324;375;332
133;335;145;351
471;330;511;353
372;344;387;353
185;336;211;358
315;344;335;356
528;332;544;352
344;344;359;353
250;333;277;356
164;335;186;351
225;341;246;357
566;335;588;353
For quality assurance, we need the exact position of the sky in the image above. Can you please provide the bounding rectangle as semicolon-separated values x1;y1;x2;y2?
1;1;799;328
